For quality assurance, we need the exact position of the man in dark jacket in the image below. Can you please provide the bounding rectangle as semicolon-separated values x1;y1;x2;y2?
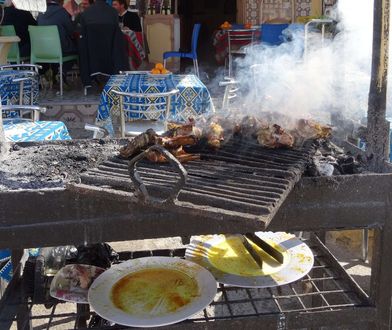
37;0;76;55
79;0;119;26
112;0;142;32
79;0;129;86
2;4;37;57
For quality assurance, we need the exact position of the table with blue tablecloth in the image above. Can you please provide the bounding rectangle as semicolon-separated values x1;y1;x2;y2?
97;73;215;135
3;118;71;142
0;70;39;118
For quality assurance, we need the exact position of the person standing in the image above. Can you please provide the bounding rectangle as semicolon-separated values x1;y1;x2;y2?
112;0;142;32
2;1;37;58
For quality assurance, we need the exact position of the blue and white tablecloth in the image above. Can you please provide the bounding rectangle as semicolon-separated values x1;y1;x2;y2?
0;70;39;119
97;73;215;135
3;119;71;142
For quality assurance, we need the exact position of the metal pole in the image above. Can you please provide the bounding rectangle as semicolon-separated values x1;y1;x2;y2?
367;0;391;172
0;99;8;156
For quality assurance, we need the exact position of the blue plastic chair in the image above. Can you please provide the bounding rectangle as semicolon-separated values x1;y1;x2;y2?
163;23;201;77
261;23;289;46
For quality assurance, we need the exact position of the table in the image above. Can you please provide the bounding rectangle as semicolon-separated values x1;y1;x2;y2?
3;118;71;142
213;27;261;65
97;73;215;135
0;70;39;119
122;30;146;70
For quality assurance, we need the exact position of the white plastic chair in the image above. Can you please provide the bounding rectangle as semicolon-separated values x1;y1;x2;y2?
112;89;179;137
2;105;47;121
219;77;239;110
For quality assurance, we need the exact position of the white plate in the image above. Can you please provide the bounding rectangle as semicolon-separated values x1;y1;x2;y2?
185;232;314;288
88;257;217;328
50;264;105;304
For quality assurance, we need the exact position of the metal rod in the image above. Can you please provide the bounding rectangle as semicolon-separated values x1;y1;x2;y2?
367;0;391;172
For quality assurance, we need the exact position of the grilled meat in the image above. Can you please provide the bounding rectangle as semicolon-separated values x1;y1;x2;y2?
257;124;294;148
158;135;199;149
292;119;332;147
206;122;224;149
120;129;157;158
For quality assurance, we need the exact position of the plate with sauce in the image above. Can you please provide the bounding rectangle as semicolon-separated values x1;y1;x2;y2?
185;232;314;288
88;257;217;327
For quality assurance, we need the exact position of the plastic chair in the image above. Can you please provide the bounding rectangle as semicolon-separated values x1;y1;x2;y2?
2;105;46;121
112;89;179;138
227;28;257;77
260;23;289;46
0;25;29;64
219;78;239;110
28;25;78;96
163;24;201;77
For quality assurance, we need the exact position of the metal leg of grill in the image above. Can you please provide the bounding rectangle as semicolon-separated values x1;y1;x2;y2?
12;250;32;330
362;229;369;262
370;196;392;329
76;304;90;329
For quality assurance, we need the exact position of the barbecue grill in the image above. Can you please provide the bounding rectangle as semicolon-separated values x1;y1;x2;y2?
1;0;392;327
0;137;391;329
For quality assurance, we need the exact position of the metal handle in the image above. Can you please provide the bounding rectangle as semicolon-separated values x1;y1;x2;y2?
128;145;187;204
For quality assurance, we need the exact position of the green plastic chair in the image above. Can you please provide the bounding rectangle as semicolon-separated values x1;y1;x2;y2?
28;25;78;96
0;25;29;64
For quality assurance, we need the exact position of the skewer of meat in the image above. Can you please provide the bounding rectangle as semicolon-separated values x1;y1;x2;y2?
120;129;157;158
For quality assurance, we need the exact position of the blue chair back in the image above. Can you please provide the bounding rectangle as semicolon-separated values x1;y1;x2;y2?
191;23;201;59
261;23;289;46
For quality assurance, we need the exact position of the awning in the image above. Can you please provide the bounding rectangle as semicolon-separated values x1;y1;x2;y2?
9;0;47;12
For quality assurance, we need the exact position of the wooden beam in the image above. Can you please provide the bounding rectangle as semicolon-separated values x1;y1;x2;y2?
367;0;391;172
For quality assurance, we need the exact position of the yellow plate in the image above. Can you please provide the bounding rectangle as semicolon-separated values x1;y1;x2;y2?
185;232;314;288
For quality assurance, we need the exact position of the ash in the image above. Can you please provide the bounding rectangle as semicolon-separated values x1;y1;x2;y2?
306;140;366;177
0;139;125;191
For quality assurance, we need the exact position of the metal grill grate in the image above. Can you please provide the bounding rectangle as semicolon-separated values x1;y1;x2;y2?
79;139;314;227
1;236;370;329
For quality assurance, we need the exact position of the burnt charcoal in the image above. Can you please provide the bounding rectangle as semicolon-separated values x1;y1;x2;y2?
12;144;20;151
72;155;88;162
73;243;119;269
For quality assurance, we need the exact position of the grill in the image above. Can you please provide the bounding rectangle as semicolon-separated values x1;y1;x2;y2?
79;138;314;229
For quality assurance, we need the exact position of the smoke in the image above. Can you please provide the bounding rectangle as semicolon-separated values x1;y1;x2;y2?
230;0;375;124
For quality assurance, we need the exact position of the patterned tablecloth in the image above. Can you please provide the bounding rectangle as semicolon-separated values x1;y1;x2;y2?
97;73;215;135
0;70;39;118
3;118;71;142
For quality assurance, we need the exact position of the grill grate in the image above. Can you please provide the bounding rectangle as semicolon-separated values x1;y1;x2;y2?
79;139;315;226
2;237;370;329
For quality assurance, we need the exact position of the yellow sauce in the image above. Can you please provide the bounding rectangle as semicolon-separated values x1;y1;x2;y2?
207;236;289;277
111;268;199;316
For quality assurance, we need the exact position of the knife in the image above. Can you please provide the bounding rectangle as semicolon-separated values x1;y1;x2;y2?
239;235;263;268
245;233;284;264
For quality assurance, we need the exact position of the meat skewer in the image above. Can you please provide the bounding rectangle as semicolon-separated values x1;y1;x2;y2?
120;129;157;159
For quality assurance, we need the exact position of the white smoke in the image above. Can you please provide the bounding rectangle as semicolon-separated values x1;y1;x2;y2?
231;0;375;124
